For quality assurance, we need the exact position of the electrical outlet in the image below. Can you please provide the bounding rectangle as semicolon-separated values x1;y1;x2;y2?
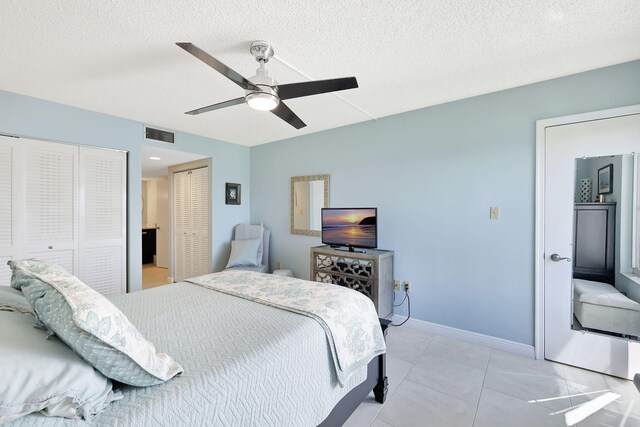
404;281;411;292
394;280;402;291
276;261;281;270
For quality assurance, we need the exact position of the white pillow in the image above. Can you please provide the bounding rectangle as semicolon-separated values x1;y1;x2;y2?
0;285;33;314
0;310;121;423
226;239;261;268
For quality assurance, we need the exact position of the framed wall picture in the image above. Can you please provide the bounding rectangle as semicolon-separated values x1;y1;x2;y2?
597;164;613;195
226;183;241;205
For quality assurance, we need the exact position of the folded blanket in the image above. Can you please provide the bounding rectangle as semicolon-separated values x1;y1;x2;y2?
187;270;386;385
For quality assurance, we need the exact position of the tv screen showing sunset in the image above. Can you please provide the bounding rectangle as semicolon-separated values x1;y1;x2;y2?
322;208;377;248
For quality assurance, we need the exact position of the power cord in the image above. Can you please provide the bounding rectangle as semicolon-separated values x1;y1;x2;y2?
393;292;407;307
391;290;411;327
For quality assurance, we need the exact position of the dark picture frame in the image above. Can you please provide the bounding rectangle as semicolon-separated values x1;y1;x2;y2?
225;183;241;205
597;164;613;195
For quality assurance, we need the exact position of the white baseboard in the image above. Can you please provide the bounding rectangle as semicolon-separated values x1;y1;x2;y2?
391;315;535;359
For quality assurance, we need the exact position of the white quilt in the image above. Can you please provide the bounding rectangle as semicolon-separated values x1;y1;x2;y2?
15;280;370;426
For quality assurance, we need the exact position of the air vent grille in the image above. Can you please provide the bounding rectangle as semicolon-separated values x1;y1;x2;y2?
145;127;175;143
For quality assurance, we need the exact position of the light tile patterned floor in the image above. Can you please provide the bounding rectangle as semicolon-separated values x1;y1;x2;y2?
142;265;170;290
344;326;640;427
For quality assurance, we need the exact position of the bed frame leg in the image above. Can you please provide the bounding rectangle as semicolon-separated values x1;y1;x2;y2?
373;318;390;403
373;353;388;403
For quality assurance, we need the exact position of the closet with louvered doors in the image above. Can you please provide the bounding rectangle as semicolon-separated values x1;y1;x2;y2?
173;166;210;282
0;135;127;295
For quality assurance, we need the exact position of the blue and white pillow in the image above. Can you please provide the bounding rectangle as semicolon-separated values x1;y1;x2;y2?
8;259;183;387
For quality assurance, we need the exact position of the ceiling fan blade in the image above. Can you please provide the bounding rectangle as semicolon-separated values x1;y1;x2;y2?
277;77;358;100
185;97;246;115
271;102;306;129
176;42;259;91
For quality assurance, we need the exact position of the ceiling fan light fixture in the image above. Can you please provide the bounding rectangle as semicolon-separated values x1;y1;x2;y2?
246;92;279;111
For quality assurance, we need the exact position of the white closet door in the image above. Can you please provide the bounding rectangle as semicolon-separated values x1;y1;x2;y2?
79;147;127;295
172;166;210;282
190;167;209;277
0;136;18;284
22;140;78;275
173;170;190;282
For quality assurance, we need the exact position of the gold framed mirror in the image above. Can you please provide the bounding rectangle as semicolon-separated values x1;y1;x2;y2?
291;174;329;236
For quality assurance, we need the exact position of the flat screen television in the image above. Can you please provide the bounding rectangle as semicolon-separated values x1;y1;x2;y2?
321;208;377;251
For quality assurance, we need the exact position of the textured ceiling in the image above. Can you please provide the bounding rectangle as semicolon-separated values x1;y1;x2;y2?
1;1;639;146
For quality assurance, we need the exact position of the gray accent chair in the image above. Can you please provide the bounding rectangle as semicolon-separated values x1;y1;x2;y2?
225;226;270;273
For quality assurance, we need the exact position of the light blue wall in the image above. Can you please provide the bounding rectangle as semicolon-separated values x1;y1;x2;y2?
0;90;250;292
250;60;640;345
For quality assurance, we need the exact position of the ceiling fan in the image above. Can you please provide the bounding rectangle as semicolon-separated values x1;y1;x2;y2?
176;41;359;129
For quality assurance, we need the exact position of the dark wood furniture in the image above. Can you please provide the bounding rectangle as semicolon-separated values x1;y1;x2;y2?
573;203;616;284
142;228;156;264
317;319;389;427
311;245;394;318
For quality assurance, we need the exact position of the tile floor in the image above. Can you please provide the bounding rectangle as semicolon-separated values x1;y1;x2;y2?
142;265;170;290
344;326;640;427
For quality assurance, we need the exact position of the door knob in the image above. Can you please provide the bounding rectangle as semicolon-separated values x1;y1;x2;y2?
550;253;571;262
48;245;53;249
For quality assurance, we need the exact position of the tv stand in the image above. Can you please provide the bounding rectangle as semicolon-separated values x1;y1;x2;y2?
311;245;394;318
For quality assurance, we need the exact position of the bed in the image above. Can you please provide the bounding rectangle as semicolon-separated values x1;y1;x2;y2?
573;278;640;337
9;270;388;426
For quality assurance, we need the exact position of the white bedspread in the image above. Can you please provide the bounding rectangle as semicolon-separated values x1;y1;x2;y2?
15;280;370;426
187;270;386;385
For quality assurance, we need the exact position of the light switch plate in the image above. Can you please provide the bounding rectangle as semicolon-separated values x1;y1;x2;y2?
490;206;500;220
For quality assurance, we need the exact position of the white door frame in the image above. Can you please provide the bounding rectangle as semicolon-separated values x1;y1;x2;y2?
534;103;640;360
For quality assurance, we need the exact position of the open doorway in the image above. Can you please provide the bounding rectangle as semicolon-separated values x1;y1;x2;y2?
141;145;208;290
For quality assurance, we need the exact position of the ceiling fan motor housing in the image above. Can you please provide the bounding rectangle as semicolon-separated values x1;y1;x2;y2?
245;64;280;110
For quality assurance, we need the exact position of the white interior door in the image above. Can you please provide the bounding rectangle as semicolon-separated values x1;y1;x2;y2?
22;140;78;275
190;167;209;277
173;170;190;282
543;112;640;379
79;147;127;295
172;166;210;282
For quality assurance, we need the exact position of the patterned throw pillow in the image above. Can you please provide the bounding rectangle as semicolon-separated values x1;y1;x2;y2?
8;259;183;386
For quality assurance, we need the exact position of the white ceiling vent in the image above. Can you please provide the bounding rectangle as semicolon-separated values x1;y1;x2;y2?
144;126;174;144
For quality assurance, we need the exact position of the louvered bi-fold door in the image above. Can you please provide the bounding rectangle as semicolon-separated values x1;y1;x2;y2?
190;167;209;277
0;137;17;284
173;166;210;282
173;170;191;282
23;140;79;275
79;147;127;295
